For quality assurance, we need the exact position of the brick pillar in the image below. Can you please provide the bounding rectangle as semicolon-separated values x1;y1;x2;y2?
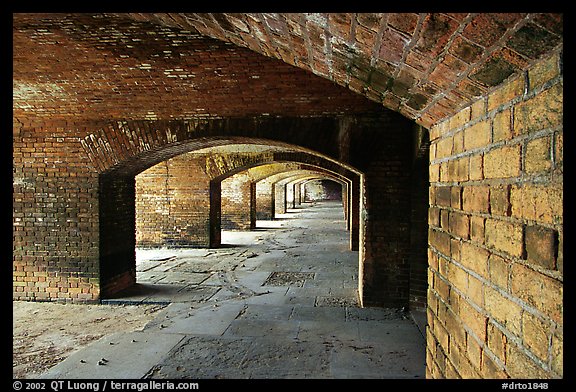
135;156;212;248
209;181;221;248
13;128;100;303
350;178;360;251
255;179;274;220
294;181;301;208
221;172;253;230
99;174;136;298
250;182;257;229
273;182;286;216
354;121;413;308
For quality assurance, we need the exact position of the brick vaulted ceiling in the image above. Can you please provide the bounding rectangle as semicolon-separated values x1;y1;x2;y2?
13;13;563;129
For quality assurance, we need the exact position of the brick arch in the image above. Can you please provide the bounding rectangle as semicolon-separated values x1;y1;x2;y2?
210;161;359;251
114;138;362;298
81;119;361;177
116;13;563;128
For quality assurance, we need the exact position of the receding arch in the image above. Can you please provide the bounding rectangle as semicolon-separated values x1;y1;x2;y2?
106;136;363;298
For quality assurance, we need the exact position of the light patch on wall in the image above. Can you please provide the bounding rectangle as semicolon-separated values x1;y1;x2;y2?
13;81;69;102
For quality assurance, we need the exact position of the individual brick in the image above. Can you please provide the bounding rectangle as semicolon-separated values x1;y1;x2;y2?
489;185;511;217
528;52;560;92
488;253;509;291
492;108;512;142
484;145;521;179
462;185;489;214
463;120;491;151
524;225;557;270
485;218;524;258
487;74;524;112
525;136;552;174
449;211;470;240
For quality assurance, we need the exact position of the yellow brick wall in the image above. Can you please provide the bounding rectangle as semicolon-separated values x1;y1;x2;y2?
426;51;563;379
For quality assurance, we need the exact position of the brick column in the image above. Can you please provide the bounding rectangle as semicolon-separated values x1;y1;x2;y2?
221;172;253;230
135;156;212;248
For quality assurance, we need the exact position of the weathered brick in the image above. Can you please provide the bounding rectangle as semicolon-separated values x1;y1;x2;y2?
446;157;469;182
555;131;563;166
481;351;508;379
489;185;511;217
458;298;487;343
514;82;563;134
487;321;508;364
510;183;563;225
488;75;524;112
528;52;560;92
551;330;563;376
460;241;489;278
463;120;491;151
470;215;485;244
493;108;512;142
434;274;451;302
469;154;483;181
451;186;462;209
467;274;484;307
470;98;486;120
436;136;453;159
485;218;524;257
449;212;470;240
524;225;557;270
488;253;509;291
440;209;449;230
428;207;440;228
448;263;469;295
462;185;489;214
484;145;521;179
525;135;552;174
450;106;471;130
510;263;562;323
485;286;523;336
451;238;461;263
445;308;466;350
466;334;483;369
453;131;465;155
429;163;440;182
522;312;551;362
435;186;452;207
506;342;549;379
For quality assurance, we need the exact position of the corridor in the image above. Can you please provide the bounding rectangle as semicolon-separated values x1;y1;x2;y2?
39;201;426;379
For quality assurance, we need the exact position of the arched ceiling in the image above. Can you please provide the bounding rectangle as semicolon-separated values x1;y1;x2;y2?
115;13;563;128
13;13;562;129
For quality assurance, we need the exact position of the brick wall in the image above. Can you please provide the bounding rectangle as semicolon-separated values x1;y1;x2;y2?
135;155;212;248
221;172;255;230
352;115;415;308
303;179;343;201
13;124;100;302
426;51;563;378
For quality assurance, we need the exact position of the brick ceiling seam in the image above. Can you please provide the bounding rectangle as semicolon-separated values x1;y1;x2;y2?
418;13;529;120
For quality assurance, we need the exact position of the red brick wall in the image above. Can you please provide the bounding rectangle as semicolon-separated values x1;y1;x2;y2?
221;172;255;230
135;156;211;247
13;124;100;302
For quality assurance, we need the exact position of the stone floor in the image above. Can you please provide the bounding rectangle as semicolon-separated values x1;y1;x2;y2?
39;201;426;379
